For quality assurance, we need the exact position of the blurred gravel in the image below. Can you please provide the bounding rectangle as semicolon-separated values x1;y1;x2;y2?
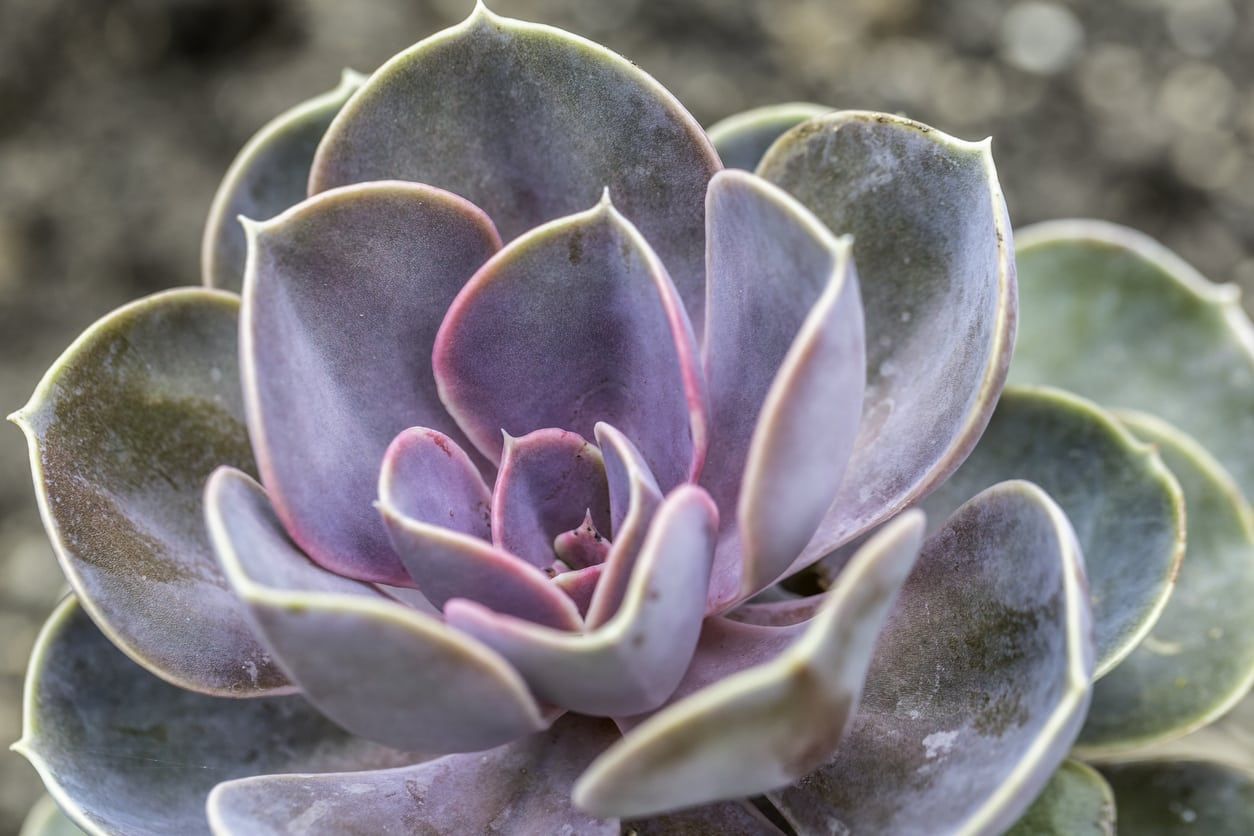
2;0;1252;829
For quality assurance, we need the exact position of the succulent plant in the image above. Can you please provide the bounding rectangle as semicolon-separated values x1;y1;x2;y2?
11;5;1254;835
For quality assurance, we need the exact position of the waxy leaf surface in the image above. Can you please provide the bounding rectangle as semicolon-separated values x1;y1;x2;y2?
311;5;719;329
206;468;549;753
701;170;865;607
769;482;1093;835
241;182;500;584
1010;219;1254;505
434;197;706;492
1077;413;1254;754
759;112;1016;570
10;289;286;696
1101;760;1254;836
15;598;418;836
707;102;831;171
202;71;363;292
446;486;717;716
208;716;620;836
912;386;1183;676
573;512;923;818
1006;760;1116;836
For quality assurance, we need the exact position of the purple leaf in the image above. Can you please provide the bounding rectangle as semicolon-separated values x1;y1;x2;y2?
701;170;865;608
202;71;364;292
584;423;664;628
310;5;720;332
375;428;582;629
207;716;620;836
553;511;612;570
758;112;1016;573
206;468;549;754
553;564;604;618
445;485;718;716
433;194;707;492
573;512;923;817
769;482;1094;834
241;181;500;585
8;289;288;697
490;428;611;568
15;598;419;836
626;801;788;835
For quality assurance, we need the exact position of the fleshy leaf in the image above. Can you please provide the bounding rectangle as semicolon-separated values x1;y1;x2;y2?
1010;219;1254;505
19;796;84;836
702;170;865;606
241;181;500;585
201;71;364;292
8;288;287;697
758;111;1016;571
1076;413;1254;755
433;194;707;492
585;422;664;628
491;429;611;568
769;481;1094;835
706;102;831;171
907;386;1184;677
626;801;787;835
1006;760;1116;836
14;598;418;836
206;468;549;753
1101;760;1254;835
311;4;720;330
1121;688;1254;771
572;511;923;818
207;716;620;836
445;485;718;716
553;563;603;617
553;512;611;569
376;429;581;629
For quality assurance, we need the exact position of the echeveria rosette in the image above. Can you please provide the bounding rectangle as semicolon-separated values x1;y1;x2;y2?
17;3;1246;833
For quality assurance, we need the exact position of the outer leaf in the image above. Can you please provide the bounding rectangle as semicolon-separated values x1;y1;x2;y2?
770;481;1094;835
1006;760;1116;836
206;468;549;753
8;289;287;696
909;386;1184;677
433;194;707;492
1120;689;1254;771
707;102;831;171
1077;413;1254;755
207;716;620;836
19;796;84;836
445;485;718;716
572;511;924;818
310;4;720;330
1011;219;1254;505
759;112;1016;572
241;181;500;584
1101;760;1254;835
491;428;611;568
13;598;418;836
201;71;363;292
701;170;865;607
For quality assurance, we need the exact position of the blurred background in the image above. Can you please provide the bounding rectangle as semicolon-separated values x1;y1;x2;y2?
0;0;1251;828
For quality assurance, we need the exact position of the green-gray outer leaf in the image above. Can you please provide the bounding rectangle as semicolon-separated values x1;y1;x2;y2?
14;597;421;836
8;288;288;696
1006;760;1115;835
706;102;830;171
1011;219;1254;508
1100;760;1254;835
19;796;85;836
913;386;1184;677
1077;412;1254;755
758;111;1016;571
201;71;364;292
